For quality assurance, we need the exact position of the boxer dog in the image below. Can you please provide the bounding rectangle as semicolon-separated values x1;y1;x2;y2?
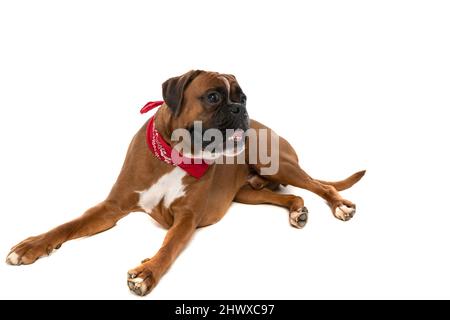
6;70;365;296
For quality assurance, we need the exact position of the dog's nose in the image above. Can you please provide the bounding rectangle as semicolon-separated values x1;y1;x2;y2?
230;104;242;114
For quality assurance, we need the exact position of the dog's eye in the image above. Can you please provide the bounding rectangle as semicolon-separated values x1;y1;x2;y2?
240;94;247;104
207;92;221;104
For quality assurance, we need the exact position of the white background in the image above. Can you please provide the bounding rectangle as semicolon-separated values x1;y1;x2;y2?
1;0;449;299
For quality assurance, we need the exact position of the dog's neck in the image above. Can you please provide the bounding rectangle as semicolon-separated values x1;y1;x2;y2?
149;105;211;179
153;105;174;147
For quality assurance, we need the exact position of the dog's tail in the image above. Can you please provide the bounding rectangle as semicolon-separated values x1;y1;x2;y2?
316;170;366;191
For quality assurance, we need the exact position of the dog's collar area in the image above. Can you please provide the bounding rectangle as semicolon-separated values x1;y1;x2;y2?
140;100;165;114
141;101;209;179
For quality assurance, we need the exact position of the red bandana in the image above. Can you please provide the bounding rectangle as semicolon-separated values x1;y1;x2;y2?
140;101;209;179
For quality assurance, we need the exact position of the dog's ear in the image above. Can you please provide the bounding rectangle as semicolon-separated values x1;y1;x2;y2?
162;70;202;117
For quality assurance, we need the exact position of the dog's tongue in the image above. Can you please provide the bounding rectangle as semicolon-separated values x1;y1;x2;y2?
228;129;244;142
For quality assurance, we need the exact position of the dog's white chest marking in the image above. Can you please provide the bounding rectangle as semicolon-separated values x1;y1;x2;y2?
138;167;187;213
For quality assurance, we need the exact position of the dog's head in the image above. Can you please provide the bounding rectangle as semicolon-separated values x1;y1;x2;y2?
162;70;249;157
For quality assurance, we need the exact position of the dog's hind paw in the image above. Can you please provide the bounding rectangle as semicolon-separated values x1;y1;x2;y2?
334;203;356;221
289;207;308;228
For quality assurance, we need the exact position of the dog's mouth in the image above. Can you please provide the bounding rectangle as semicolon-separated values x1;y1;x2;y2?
220;128;246;157
226;129;245;143
187;123;247;145
177;124;247;159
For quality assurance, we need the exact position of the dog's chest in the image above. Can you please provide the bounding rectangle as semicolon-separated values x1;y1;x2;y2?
137;167;187;213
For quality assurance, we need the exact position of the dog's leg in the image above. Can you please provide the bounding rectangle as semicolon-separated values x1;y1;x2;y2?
250;120;364;221
264;162;360;221
127;214;196;296
6;201;129;265
234;185;308;228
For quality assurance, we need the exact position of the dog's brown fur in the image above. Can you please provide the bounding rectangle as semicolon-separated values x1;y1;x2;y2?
6;70;365;296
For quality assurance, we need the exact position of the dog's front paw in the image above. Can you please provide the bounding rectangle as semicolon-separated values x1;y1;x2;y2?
333;201;356;221
6;235;57;265
289;206;308;228
127;264;158;296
